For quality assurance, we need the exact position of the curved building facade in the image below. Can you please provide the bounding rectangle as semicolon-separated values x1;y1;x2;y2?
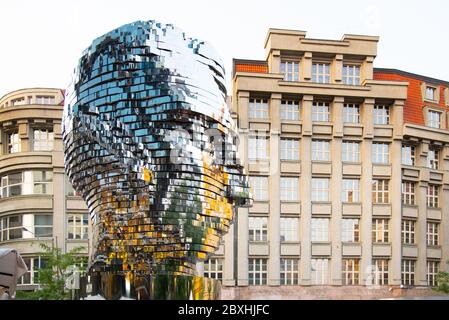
0;88;89;291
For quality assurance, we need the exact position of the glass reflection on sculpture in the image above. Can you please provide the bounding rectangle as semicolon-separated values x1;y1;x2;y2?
62;20;251;300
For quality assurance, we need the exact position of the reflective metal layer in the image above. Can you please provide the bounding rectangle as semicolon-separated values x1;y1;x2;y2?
62;20;251;299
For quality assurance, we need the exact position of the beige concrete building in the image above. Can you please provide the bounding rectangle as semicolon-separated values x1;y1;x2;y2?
203;29;449;299
0;88;89;291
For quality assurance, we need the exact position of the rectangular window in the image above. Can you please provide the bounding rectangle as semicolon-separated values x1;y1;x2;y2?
248;258;267;285
312;178;330;202
312;140;330;161
312;102;330;122
372;179;389;204
372;219;389;243
427;261;439;287
373;105;390;125
425;87;436;101
342;259;360;285
402;220;416;244
427;222;439;246
280;258;299;285
280;177;299;201
11;97;25;106
204;258;223;280
0;172;23;198
343;104;360;123
311;218;329;242
312;63;330;83
35;96;56;105
248;136;268;160
341;218;360;243
311;258;329;285
19;257;45;285
373;259;389;285
427;184;439;208
427;148;439;169
249;176;268;201
401;145;415;166
280;139;299;161
428;110;441;128
280;61;299;82
33;129;54;151
67;213;89;240
280;217;299;242
249;98;269;119
0;215;23;241
341;179;360;203
8;131;21;154
248;217;268;242
372;143;389;164
402;181;416;205
34;215;53;237
402;260;416;286
342;65;361;85
280;100;300;121
33;171;53;194
342;141;360;162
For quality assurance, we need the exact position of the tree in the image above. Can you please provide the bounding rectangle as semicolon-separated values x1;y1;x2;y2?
434;260;449;294
16;243;87;300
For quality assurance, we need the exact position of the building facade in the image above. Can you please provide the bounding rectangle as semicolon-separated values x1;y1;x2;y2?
0;88;89;291
204;28;449;298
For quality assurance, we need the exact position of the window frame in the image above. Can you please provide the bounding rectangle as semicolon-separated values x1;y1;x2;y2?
280;258;299;285
342;64;361;85
248;258;268;286
312;101;330;122
280;99;301;121
312;62;331;83
312;140;330;161
342;258;360;285
248;216;268;242
343;103;360;123
372;179;389;204
249;98;269;119
311;178;330;202
280;217;299;242
373;105;390;125
372;218;390;243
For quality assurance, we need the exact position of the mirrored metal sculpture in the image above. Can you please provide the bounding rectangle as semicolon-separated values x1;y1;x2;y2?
63;20;251;300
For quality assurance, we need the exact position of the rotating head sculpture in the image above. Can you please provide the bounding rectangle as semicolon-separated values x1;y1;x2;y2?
62;20;251;299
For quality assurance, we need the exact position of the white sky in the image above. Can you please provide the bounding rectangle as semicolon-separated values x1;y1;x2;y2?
1;0;448;98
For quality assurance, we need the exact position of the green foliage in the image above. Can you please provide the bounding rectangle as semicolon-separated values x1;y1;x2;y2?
434;260;449;294
16;243;87;300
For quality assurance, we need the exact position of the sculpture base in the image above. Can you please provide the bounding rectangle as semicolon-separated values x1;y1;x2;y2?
77;272;221;300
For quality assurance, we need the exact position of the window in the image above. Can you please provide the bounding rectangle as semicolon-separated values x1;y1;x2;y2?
204;258;223;280
427;148;439;169
280;100;300;121
249;98;269;119
427;261;439;287
11;97;25;106
248;136;268;160
33;129;54;151
402;260;416;286
312;140;330;161
428;110;441;128
19;257;45;285
311;218;329;242
401;181;415;205
33;171;53;194
427;222;439;246
342;259;360;285
7;131;21;154
312;102;330;122
372;180;389;204
342;141;360;162
34;215;53;237
280;217;299;242
0;172;23;198
0;215;22;241
342;65;361;85
372;143;389;164
373;259;389;286
312;178;330;202
312;63;330;83
280;258;299;285
342;179;360;203
341;218;360;243
373;105;390;125
66;178;82;197
280;177;299;201
402;220;416;244
311;258;329;285
343;104;360;123
249;176;268;201
248;258;267;285
280;61;299;82
401;145;415;166
425;87;436;101
248;217;268;242
372;219;389;243
280;139;299;161
35;96;56;105
427;184;439;208
67;213;89;240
